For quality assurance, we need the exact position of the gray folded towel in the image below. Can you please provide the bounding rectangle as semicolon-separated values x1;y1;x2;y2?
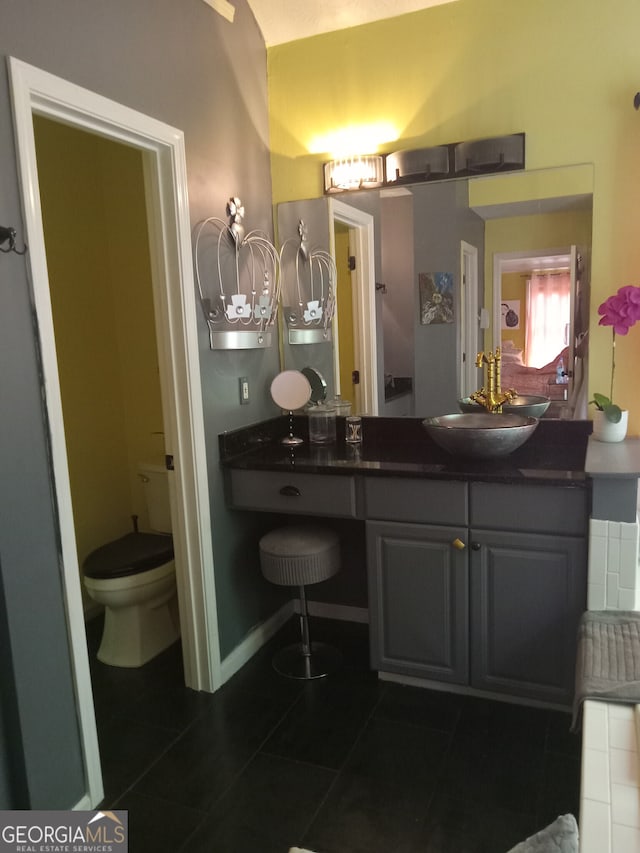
506;813;578;853
572;610;640;730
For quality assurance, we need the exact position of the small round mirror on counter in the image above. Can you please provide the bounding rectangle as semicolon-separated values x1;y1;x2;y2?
301;366;327;404
270;370;312;445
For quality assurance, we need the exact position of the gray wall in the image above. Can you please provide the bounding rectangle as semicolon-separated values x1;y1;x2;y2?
0;0;282;808
413;180;485;416
379;194;414;381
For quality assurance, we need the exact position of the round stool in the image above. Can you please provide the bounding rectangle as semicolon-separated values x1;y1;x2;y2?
259;525;342;679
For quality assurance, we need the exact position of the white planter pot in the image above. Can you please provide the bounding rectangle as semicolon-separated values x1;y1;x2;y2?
592;409;629;443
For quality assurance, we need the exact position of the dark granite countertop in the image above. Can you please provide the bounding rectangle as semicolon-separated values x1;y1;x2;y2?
219;416;591;487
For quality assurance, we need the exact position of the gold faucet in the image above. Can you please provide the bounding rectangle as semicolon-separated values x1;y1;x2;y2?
470;348;517;413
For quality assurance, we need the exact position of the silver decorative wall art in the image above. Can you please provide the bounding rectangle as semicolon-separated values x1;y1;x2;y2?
280;220;336;344
194;198;281;349
419;272;454;325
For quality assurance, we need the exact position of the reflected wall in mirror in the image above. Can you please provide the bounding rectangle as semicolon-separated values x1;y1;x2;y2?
277;165;593;419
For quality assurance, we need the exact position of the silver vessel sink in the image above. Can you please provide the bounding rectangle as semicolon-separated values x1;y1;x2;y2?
458;395;551;419
422;412;539;459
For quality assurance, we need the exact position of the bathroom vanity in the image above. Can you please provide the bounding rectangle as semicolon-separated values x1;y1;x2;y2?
220;416;591;708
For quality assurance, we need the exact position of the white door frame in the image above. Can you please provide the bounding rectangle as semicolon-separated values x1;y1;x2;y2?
460;241;479;398
492;246;571;350
328;199;378;414
8;57;221;808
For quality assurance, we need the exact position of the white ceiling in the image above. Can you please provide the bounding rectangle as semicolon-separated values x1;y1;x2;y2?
246;0;459;47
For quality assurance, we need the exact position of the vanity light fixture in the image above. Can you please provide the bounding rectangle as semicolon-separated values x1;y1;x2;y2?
323;155;384;193
280;220;336;344
194;197;281;350
325;134;526;193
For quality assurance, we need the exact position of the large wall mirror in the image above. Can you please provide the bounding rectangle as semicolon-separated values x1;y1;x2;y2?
277;164;593;419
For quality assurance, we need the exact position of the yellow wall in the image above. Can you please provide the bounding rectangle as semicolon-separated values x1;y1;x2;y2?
35;118;164;572
267;0;640;432
500;272;526;354
334;225;356;401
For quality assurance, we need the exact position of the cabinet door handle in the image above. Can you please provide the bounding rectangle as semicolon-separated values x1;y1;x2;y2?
452;538;466;550
279;485;301;497
471;542;481;551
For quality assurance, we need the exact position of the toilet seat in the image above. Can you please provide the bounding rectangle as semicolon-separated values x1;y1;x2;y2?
83;532;173;580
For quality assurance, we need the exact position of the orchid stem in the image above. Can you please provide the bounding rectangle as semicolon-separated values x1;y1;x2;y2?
611;329;616;403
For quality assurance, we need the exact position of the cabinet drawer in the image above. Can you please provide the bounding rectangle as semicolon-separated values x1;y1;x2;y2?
470;482;588;535
365;477;467;525
228;469;359;518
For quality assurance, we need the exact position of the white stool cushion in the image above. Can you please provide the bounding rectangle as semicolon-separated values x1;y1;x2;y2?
259;525;340;586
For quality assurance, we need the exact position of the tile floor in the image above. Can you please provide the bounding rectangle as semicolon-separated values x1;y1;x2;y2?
88;616;581;853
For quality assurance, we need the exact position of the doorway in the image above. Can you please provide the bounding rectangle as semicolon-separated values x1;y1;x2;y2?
333;222;356;405
329;199;378;415
9;57;220;808
34;115;175;627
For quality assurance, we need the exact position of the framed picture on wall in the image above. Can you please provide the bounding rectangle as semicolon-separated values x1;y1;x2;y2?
501;300;520;330
419;272;454;325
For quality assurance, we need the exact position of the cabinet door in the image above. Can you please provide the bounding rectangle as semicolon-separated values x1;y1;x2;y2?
367;521;469;684
470;529;587;705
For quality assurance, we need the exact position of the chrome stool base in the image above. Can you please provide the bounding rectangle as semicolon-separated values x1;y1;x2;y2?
273;641;342;680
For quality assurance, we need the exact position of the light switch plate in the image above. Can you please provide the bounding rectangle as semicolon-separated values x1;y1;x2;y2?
239;377;250;404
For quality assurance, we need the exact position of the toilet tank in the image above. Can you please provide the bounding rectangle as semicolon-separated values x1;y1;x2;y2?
138;462;172;533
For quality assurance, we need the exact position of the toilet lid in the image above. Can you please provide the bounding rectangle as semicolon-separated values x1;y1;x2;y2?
83;532;174;580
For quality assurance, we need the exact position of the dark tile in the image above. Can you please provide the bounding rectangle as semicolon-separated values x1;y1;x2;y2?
124;682;216;732
262;677;384;769
457;695;550;749
305;618;372;674
88;614;579;853
89;637;185;727
132;687;293;810
442;724;546;816
111;790;204;853
181;823;285;853
186;752;335;852
439;731;492;803
304;772;428;853
481;736;546;815
223;636;305;702
374;683;463;732
536;752;581;827
98;717;179;804
344;718;451;789
546;710;582;757
415;791;538;853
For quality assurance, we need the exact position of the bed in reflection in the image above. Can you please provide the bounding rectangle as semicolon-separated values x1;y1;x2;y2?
500;341;570;399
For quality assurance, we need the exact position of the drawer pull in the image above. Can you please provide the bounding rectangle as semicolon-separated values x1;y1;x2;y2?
452;538;466;550
279;485;301;497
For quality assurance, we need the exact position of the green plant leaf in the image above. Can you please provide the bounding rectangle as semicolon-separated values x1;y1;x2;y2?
604;403;623;423
589;393;612;411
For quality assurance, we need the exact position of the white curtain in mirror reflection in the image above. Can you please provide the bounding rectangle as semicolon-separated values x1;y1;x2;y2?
525;271;571;368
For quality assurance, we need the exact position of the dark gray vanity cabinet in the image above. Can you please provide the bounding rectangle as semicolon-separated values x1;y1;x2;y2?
469;483;588;705
367;520;469;684
366;478;588;706
365;478;470;684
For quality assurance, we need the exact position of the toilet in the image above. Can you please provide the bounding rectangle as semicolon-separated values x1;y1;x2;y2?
83;462;180;668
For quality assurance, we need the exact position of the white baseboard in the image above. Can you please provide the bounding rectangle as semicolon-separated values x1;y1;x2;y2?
220;600;295;684
73;793;94;810
219;600;369;685
302;600;369;624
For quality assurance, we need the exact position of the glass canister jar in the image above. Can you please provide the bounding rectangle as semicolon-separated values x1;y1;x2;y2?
329;394;351;417
308;403;337;444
